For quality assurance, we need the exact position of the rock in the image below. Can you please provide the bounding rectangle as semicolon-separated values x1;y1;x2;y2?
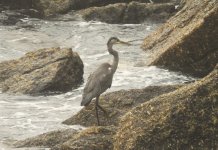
77;2;176;24
14;129;79;149
0;0;34;9
58;126;116;150
114;64;218;149
0;10;27;25
0;9;40;25
63;85;182;126
142;0;218;77
33;0;72;17
123;2;176;23
14;126;116;150
0;0;179;17
77;3;127;24
0;47;84;95
19;0;178;18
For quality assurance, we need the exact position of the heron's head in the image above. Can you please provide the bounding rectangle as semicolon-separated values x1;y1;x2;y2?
107;37;130;46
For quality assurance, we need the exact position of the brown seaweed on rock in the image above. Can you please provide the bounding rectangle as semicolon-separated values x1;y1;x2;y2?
14;129;79;149
14;126;116;150
59;126;116;150
0;47;84;95
114;65;218;150
142;0;218;77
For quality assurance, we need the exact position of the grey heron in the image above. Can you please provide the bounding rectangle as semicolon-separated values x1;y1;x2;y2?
81;37;130;126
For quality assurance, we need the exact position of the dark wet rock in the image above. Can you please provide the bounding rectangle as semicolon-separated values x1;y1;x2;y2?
14;129;79;149
0;0;180;17
69;0;177;11
58;126;116;150
77;2;176;24
142;0;218;77
77;3;127;24
114;64;218;149
34;0;169;17
0;0;34;9
0;47;84;95
63;85;182;126
0;10;27;25
0;9;41;25
123;2;176;23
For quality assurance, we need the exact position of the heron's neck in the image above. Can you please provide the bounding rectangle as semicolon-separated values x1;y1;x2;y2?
108;44;119;73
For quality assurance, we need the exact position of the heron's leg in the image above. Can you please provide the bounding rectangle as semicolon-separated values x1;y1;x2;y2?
95;96;100;126
96;96;108;116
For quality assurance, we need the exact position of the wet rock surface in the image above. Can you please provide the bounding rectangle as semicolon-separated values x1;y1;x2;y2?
63;85;182;126
1;0;179;18
34;0;178;17
76;2;176;24
0;47;84;95
0;9;40;25
114;64;218;149
0;0;34;9
142;0;218;77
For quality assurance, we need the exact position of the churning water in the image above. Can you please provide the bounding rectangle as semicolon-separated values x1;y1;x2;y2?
0;18;194;149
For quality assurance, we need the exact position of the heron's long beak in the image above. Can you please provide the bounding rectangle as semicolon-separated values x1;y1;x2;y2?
117;40;131;46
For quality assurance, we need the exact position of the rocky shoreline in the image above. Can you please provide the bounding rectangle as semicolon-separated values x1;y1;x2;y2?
0;0;180;25
0;0;217;149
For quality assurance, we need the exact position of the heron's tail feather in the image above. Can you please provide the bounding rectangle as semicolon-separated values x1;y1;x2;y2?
81;93;93;106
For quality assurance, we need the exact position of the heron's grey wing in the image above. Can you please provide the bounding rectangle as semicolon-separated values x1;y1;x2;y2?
81;63;113;106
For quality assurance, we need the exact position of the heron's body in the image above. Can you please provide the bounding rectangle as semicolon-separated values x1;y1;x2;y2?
80;37;129;125
81;63;114;106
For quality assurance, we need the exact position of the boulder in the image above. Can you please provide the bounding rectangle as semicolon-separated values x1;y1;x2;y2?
0;0;34;9
0;47;84;95
77;2;176;24
0;0;179;17
14;126;116;150
77;3;127;24
59;126;116;150
142;0;218;77
0;9;40;25
32;0;73;17
114;64;218;149
35;0;169;17
14;129;78;149
123;2;176;23
63;85;182;126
